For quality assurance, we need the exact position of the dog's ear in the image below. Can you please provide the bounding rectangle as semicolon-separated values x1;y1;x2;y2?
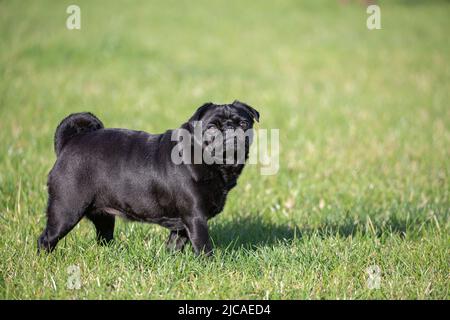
233;100;260;122
189;102;214;122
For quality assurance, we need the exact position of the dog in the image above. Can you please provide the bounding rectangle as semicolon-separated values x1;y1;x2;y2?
37;100;259;256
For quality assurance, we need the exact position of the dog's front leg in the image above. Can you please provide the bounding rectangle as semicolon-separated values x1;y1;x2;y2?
183;215;213;256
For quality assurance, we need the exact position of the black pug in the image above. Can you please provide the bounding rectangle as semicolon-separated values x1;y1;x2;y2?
37;100;259;256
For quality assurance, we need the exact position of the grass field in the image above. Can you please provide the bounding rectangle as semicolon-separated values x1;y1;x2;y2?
0;0;449;299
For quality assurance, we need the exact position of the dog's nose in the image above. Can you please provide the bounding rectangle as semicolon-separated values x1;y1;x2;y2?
222;120;235;131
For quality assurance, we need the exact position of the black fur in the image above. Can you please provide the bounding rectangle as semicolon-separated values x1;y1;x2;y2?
37;101;259;256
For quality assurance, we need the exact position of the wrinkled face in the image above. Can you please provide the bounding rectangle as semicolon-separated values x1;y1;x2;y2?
189;101;259;165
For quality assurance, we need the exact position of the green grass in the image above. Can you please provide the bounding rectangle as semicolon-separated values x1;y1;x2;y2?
0;0;449;299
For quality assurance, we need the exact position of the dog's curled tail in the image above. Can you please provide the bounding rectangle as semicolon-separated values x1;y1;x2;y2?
54;112;104;156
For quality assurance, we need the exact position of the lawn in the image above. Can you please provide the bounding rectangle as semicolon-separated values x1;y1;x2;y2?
0;0;449;299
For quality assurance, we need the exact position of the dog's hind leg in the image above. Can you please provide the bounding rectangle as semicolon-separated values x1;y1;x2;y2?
166;229;189;252
86;212;115;245
37;198;86;253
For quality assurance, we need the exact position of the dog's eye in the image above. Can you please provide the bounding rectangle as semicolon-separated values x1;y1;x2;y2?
239;121;249;129
207;124;217;130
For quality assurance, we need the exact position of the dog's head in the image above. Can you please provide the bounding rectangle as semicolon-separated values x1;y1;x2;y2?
188;100;260;165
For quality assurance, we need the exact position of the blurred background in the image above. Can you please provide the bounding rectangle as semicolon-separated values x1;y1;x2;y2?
0;0;449;299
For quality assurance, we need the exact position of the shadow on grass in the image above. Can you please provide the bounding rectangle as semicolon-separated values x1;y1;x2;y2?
211;215;411;251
